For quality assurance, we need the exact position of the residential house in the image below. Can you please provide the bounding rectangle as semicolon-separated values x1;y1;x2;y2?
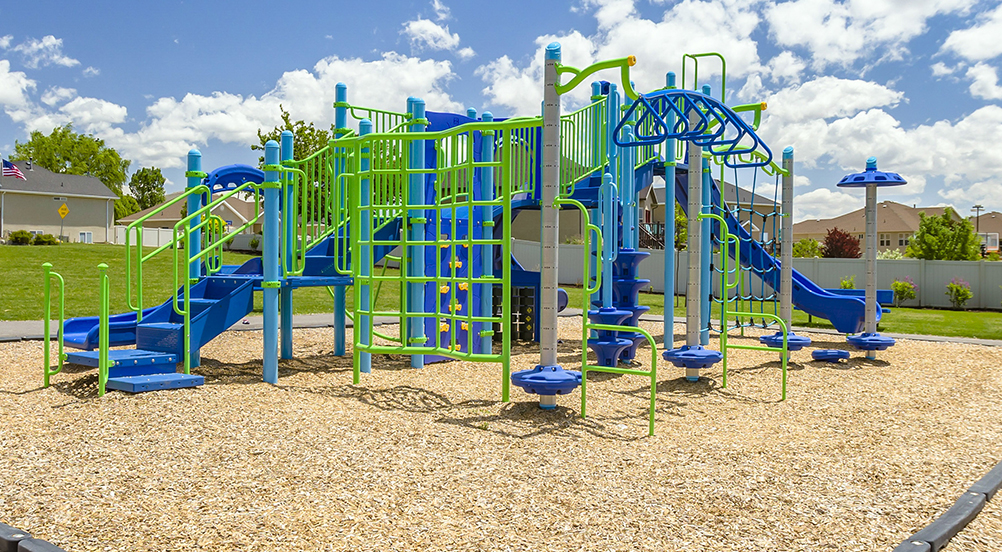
969;211;1002;253
639;179;778;245
119;191;262;234
792;201;958;254
0;160;118;243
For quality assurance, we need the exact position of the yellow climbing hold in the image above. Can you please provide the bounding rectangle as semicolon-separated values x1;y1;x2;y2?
440;285;449;294
458;282;469;291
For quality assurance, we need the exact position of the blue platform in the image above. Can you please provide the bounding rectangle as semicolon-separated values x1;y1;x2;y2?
812;349;851;363
847;332;896;351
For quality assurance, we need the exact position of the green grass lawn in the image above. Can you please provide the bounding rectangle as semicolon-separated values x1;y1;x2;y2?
5;243;1002;340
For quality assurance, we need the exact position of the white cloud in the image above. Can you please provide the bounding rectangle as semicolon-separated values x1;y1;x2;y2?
457;47;476;60
938;180;1002;208
794;188;864;222
0;35;12;49
478;0;763;116
766;51;806;84
431;0;451;20
40;86;77;106
766;0;976;69
966;62;1002;100
60;97;127;134
403;19;461;51
82;66;100;77
794;174;811;188
930;62;957;77
0;60;35;107
941;3;1002;62
12;35;80;69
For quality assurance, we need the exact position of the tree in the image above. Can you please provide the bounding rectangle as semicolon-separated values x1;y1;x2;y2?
905;208;979;261
115;196;140;221
792;237;822;258
822;227;861;258
13;125;130;196
129;167;166;210
254;105;335;164
669;201;688;250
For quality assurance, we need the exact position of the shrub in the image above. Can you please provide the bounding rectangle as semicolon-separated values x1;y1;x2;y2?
891;277;917;307
822;227;861;258
945;277;972;309
839;275;856;289
987;251;1001;262
792;237;822;258
8;230;32;245
249;238;260;250
877;248;904;260
31;233;59;245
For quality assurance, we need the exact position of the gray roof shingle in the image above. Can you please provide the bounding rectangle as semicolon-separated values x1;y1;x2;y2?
0;160;119;199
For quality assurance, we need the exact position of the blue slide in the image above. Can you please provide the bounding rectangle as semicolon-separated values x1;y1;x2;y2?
670;164;877;334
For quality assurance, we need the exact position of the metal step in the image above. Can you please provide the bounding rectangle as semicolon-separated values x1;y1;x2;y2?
64;349;179;371
105;373;204;393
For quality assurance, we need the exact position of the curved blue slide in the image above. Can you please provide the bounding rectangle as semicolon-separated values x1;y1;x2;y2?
670;165;876;334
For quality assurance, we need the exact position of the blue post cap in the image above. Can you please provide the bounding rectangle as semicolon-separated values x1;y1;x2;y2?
482;111;493;122
837;157;907;188
264;140;279;165
591;81;603;97
280;130;294;161
186;149;201;173
359;119;372;136
666;71;676;88
702;84;712;96
783;146;794;160
335;82;347;101
545;42;561;61
466;107;477;119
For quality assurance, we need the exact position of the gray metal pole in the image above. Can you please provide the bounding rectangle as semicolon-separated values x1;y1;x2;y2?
865;182;878;357
780;147;794;327
539;42;562;373
685;111;701;380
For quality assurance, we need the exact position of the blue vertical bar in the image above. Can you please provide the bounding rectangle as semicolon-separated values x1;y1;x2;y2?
262;141;281;383
480;111;494;354
359;119;373;373
600;173;616;308
408;97;426;368
333;82;348;357
186;149;203;369
589;81;604;317
664;72;676;348
280;130;294;360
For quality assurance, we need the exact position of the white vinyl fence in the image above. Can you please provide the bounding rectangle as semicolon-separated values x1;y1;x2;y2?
512;239;1002;310
112;225;175;247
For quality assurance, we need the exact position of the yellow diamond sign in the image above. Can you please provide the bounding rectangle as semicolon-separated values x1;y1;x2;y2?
58;203;69;219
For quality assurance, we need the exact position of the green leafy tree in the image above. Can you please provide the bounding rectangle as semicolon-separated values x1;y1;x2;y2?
905;208;979;261
254;105;334;164
674;201;687;250
129;167;166;210
13;125;130;196
115;195;140;221
792;237;822;258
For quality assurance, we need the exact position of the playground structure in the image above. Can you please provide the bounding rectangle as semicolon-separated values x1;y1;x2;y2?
40;43;893;434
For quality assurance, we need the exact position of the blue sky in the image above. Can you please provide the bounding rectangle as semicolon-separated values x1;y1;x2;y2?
2;0;1001;221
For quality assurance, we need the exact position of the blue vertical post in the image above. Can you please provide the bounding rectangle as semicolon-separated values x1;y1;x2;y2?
408;97;427;368
332;82;348;357
699;84;713;345
280;130;294;360
467;107;477;120
664;72;676;348
600;173;616;308
359;119;373;373
262;141;281;384
589;81;604;316
480;111;494;354
186;149;203;369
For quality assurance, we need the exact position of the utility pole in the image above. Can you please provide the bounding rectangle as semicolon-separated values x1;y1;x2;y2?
973;204;985;257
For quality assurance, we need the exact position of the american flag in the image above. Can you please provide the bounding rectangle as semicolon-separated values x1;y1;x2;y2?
2;159;26;181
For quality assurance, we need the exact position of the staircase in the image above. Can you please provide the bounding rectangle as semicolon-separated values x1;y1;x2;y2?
63;274;257;393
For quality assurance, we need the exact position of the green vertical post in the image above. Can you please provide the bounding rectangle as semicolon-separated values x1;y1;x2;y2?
98;263;110;397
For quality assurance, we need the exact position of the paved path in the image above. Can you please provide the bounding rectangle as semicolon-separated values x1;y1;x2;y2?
4;311;1001;348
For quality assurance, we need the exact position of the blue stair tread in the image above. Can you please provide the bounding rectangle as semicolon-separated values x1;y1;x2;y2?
106;373;204;393
62;332;90;347
139;322;183;330
65;349;179;368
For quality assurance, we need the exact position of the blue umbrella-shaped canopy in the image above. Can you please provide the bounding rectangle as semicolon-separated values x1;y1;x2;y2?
836;157;907;188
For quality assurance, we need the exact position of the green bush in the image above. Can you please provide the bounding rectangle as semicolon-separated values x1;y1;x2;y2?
249;238;260;250
8;230;32;245
31;234;60;245
840;275;856;289
877;248;904;260
946;278;972;309
891;277;917;307
792;237;822;258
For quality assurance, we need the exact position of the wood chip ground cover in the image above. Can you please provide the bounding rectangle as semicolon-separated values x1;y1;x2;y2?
2;319;1001;551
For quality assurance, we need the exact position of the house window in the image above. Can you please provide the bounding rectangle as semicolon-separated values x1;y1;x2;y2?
30;230;42;236
857;234;864;242
898;233;910;246
79;232;93;244
879;233;891;247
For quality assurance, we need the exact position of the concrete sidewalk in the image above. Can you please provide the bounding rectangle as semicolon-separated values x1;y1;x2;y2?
4;310;1001;348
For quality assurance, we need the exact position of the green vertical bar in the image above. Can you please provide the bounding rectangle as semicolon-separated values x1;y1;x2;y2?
98;263;109;397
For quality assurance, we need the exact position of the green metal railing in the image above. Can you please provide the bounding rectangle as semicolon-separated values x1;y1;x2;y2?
701;212;789;400
97;263;111;396
682;52;727;103
557;196;659;436
344;117;542;398
560;97;607;195
340;103;410;134
41;262;65;388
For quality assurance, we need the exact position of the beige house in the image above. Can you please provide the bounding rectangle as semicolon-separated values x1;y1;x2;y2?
970;211;1002;253
793;201;959;254
119;191;262;234
0;160;118;243
639;179;777;241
